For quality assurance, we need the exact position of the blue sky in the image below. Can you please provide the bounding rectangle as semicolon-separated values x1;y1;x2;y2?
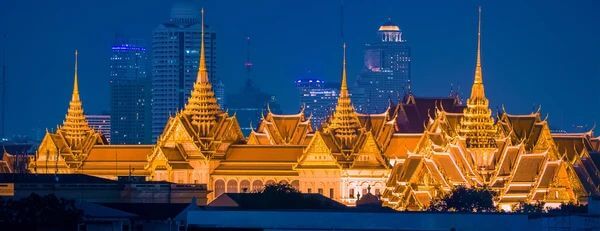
0;0;599;137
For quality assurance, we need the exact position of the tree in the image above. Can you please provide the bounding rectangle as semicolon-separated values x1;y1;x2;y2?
0;193;82;229
548;202;587;214
513;201;545;213
242;182;343;209
428;186;497;212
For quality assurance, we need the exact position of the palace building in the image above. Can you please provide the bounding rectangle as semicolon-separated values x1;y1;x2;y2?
25;9;600;208
381;8;600;210
29;51;151;178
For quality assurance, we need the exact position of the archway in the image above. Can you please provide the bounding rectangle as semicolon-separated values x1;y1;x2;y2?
240;180;251;193
214;180;225;197
226;179;238;193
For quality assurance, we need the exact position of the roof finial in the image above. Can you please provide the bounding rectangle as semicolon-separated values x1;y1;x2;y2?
340;43;348;94
198;8;208;83
328;42;361;147
72;49;80;101
475;6;482;84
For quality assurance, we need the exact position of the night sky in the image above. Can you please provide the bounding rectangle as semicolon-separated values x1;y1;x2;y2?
0;0;599;138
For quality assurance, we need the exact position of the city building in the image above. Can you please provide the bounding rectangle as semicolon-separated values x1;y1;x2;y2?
0;174;207;205
295;78;338;129
86;114;111;143
109;39;151;144
227;78;281;135
381;9;600;210
227;36;281;135
185;200;600;231
151;2;224;141
354;18;411;113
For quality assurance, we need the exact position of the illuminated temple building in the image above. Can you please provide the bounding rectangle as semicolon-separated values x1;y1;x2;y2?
29;51;152;177
25;9;599;208
381;9;600;210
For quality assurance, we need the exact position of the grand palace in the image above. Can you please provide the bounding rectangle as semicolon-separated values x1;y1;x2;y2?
7;9;599;210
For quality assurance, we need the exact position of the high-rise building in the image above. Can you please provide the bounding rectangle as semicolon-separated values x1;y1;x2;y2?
295;78;338;129
227;79;280;135
109;39;151;144
86;114;111;143
151;2;224;141
354;19;411;113
227;36;280;135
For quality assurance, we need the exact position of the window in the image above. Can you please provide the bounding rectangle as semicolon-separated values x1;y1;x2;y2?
318;188;323;195
349;188;355;198
329;188;334;198
307;188;312;193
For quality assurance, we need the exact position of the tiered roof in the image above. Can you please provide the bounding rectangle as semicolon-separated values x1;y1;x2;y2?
325;44;363;149
247;108;312;145
457;7;497;149
59;50;95;149
381;8;599;210
182;9;222;137
148;10;243;171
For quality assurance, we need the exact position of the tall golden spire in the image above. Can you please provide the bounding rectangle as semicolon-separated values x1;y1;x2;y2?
198;8;208;84
328;43;361;147
183;9;222;136
458;7;497;149
61;50;91;147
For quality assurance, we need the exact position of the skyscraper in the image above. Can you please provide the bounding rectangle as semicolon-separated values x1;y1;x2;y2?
109;39;151;144
227;36;280;135
354;19;411;113
151;2;224;141
85;114;111;143
295;78;338;129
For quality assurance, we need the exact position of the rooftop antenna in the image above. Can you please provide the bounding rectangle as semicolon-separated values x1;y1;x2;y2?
1;34;6;140
340;0;345;42
244;36;253;77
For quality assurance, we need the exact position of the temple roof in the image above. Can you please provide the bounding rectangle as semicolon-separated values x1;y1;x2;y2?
393;95;464;133
182;9;222;136
324;44;363;149
213;145;303;176
59;50;95;148
248;109;312;145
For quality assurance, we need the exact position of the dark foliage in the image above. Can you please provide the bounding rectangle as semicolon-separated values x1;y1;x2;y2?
548;202;587;214
0;193;82;228
241;182;342;209
513;201;546;213
427;186;497;212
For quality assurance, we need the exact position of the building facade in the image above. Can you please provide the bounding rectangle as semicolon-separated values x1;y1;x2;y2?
227;78;281;136
86;114;111;143
295;78;338;129
109;40;151;144
151;3;224;141
354;19;411;113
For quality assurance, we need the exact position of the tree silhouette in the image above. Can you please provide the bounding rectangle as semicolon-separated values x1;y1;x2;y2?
428;186;497;212
548;202;587;214
0;193;82;229
513;201;545;213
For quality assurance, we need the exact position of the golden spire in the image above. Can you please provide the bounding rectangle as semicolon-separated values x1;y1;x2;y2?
61;50;91;147
458;6;497;149
183;9;222;136
73;49;80;101
475;6;482;84
198;8;208;84
328;43;361;148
